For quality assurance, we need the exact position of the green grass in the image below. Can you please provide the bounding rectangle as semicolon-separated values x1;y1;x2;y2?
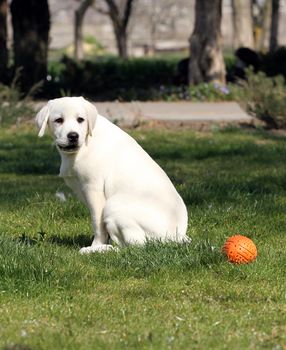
0;124;286;349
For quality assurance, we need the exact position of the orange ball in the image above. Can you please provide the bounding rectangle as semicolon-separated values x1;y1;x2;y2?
223;235;257;264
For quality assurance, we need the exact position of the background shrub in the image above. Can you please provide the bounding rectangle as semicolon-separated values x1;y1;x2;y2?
233;68;286;129
0;76;34;126
44;56;180;100
42;55;237;101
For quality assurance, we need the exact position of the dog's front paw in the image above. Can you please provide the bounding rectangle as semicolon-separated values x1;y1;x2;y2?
79;244;118;254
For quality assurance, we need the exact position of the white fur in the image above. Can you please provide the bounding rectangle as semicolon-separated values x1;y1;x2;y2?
36;96;189;253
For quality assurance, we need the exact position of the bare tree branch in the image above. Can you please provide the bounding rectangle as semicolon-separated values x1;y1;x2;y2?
269;0;280;51
0;0;8;82
102;0;136;58
74;0;95;60
93;5;109;16
104;0;119;24
123;0;134;28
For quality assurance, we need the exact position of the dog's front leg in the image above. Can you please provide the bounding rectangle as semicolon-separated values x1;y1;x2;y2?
79;190;114;254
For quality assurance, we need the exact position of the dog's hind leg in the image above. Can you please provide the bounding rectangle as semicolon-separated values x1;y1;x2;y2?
104;215;146;247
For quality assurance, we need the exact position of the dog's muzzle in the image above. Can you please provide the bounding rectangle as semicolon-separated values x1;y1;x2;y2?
58;132;79;152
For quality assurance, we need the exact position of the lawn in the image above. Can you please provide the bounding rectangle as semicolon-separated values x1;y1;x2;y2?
0;124;286;349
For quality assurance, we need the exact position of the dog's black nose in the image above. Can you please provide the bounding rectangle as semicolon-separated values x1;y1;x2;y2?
67;132;79;143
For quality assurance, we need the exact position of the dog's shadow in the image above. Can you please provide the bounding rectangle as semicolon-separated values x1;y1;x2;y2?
17;232;92;248
48;234;92;248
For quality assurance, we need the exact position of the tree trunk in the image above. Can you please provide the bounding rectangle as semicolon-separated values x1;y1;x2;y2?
74;0;94;61
256;0;271;51
114;25;128;59
189;0;225;85
0;0;8;83
231;0;254;49
104;0;135;59
149;0;157;56
10;0;50;92
269;0;279;52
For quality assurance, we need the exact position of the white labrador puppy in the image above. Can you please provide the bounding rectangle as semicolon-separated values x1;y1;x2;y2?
36;97;188;253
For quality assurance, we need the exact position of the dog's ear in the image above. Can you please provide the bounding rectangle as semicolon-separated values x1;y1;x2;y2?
35;103;50;137
80;97;97;137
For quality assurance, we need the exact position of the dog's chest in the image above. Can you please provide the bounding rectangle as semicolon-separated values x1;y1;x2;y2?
62;174;91;204
59;151;97;181
59;155;105;203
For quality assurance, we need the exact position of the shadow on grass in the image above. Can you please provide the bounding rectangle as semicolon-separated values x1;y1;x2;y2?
1;128;286;175
0;176;64;211
13;232;225;271
183;174;286;206
1;128;286;211
0;133;60;175
143;135;286;165
17;232;92;248
49;234;92;248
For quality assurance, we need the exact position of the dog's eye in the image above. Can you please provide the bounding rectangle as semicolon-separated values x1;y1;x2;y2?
55;117;64;124
77;117;85;123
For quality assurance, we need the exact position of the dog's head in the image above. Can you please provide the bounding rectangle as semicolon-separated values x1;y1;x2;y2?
35;96;97;153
